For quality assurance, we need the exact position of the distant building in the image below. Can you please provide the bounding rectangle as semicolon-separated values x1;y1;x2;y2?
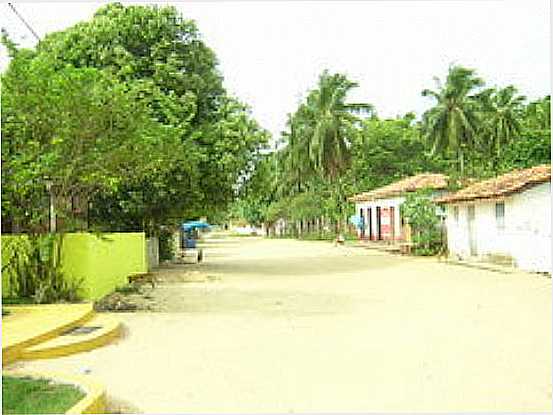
348;173;449;241
436;165;551;273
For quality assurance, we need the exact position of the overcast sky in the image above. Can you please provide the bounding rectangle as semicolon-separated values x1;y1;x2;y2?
1;1;550;139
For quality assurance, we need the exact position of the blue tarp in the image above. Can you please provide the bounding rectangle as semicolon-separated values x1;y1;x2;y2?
184;238;197;248
182;221;211;232
349;215;364;229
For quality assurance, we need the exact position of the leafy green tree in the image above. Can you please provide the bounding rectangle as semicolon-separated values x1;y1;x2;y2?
6;3;269;233
1;47;178;232
0;40;182;301
347;115;446;193
267;70;374;233
232;65;549;245
401;191;443;255
230;151;279;227
498;135;551;171
495;95;550;172
38;3;224;124
525;95;551;131
195;97;270;218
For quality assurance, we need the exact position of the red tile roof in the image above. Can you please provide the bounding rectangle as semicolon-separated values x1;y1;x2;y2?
435;164;551;204
348;173;449;202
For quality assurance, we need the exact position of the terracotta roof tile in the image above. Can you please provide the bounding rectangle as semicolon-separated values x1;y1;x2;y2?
348;173;449;202
435;165;551;204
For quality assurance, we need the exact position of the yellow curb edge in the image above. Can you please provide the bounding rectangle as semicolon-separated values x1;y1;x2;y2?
3;369;106;414
19;319;122;361
2;304;95;365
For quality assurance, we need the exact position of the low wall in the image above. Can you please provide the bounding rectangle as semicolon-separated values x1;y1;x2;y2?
62;233;147;300
2;232;147;300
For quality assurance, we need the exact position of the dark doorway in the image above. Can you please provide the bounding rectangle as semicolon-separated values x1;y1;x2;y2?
359;208;365;238
376;206;382;240
390;206;395;241
368;208;373;240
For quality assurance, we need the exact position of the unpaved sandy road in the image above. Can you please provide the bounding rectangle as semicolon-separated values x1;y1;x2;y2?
18;235;552;413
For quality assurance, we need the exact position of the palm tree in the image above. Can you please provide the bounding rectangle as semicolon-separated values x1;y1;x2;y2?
478;85;526;157
421;65;484;174
278;109;314;195
307;70;373;179
275;71;372;234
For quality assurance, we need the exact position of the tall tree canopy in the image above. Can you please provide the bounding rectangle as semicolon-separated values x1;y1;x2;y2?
1;3;269;235
38;3;224;124
232;65;549;237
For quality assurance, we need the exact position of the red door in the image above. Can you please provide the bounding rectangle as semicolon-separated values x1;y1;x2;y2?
380;207;391;240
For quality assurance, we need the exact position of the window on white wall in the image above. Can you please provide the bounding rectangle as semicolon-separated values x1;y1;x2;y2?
453;206;459;224
495;202;505;230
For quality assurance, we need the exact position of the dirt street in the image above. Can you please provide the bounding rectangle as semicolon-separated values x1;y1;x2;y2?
17;234;552;413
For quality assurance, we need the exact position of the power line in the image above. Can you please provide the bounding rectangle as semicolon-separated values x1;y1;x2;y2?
7;3;40;42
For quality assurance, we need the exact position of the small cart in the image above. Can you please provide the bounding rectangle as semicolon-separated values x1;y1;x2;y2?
179;221;210;263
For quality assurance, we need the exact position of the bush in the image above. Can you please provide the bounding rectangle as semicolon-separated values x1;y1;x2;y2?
115;284;141;295
299;231;336;241
158;228;175;261
1;234;83;303
401;191;444;256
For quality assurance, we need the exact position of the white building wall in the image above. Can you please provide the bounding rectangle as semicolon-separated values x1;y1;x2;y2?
446;182;551;273
507;182;551;272
445;204;468;257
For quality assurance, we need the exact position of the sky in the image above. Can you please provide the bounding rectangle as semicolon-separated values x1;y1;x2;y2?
1;0;551;140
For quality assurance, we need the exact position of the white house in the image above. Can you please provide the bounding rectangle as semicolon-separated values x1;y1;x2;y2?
436;165;551;273
348;173;449;242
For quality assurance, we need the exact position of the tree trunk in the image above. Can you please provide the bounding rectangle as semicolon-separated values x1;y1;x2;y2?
316;217;320;234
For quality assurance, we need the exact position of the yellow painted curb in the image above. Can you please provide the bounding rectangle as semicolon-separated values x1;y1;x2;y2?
20;316;122;361
3;369;106;414
3;303;95;365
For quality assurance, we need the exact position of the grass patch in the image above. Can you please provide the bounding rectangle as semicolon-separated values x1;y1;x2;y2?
2;376;85;414
298;231;358;241
115;284;141;295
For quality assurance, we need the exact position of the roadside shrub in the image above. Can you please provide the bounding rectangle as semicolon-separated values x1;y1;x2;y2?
401;191;444;256
158;227;175;261
300;231;336;241
1;234;83;303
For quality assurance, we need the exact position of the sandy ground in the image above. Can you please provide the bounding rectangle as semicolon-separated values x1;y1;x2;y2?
16;234;552;413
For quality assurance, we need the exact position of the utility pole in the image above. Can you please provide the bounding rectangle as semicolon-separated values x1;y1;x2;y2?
7;3;40;42
45;179;56;233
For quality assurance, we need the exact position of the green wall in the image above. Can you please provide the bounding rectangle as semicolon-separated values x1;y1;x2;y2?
2;232;147;300
61;233;147;300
